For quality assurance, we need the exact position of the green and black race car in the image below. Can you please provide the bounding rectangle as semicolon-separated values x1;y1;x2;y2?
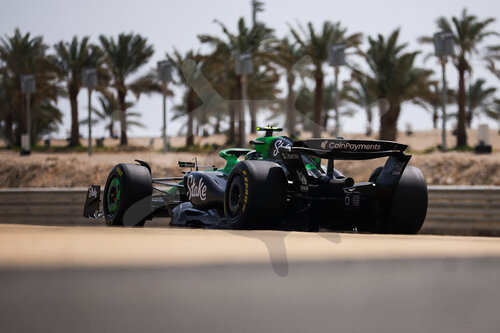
84;126;428;233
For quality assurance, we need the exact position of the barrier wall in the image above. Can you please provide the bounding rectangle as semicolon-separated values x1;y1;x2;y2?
1;186;499;235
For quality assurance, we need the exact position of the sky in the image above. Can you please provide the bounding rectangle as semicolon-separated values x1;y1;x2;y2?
1;0;500;139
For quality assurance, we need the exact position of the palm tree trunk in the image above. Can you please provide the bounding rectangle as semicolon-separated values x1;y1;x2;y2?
366;107;373;136
379;102;400;141
186;89;195;147
4;112;13;148
249;100;257;134
313;70;323;137
69;86;80;146
108;123;114;139
466;109;472;128
456;58;468;147
286;75;296;137
186;112;194;146
432;106;438;129
118;89;128;146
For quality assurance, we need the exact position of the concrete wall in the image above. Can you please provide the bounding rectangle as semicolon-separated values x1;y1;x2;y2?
1;187;499;235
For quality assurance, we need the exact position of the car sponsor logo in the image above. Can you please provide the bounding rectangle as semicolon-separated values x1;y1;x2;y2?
319;140;382;151
187;175;207;201
273;139;291;156
88;186;98;199
242;170;248;212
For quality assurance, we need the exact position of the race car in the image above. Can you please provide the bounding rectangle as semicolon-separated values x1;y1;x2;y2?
83;126;428;233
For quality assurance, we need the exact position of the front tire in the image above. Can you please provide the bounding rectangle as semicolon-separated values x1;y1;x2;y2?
103;163;152;227
224;160;287;229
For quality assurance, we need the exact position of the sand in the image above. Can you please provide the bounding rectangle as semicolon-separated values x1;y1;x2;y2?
1;129;500;187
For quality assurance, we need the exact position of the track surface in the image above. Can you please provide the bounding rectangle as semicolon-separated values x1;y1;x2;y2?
1;224;500;332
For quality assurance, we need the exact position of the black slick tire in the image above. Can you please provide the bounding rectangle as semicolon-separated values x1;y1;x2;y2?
224;160;287;229
384;166;428;234
103;163;152;227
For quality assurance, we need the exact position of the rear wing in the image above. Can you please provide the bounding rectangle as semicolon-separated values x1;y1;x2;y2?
279;138;411;191
289;139;408;160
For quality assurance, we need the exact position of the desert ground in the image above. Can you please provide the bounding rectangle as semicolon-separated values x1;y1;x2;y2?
1;128;500;188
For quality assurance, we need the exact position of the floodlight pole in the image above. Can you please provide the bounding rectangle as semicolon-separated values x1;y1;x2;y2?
162;81;168;153
329;43;346;137
157;60;173;153
333;66;340;137
440;58;448;151
82;67;97;156
20;74;35;156
26;93;31;151
88;88;93;156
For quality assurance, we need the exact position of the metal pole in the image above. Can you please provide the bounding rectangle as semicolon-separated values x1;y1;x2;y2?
333;66;340;137
239;74;247;147
440;58;448;151
88;88;92;156
26;93;31;152
162;82;167;153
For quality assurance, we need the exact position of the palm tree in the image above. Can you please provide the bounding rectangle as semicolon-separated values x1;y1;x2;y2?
422;9;497;147
81;91;133;138
247;60;281;133
416;82;441;129
54;36;102;146
198;34;238;143
166;49;201;146
345;71;378;135
99;33;156;145
466;78;496;128
284;81;355;134
199;17;275;140
413;82;458;131
365;29;433;141
289;21;362;137
323;81;357;132
484;99;500;133
0;29;61;146
274;37;305;137
0;82;7;144
32;101;63;141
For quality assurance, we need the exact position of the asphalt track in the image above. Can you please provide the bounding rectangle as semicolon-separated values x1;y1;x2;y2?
1;224;500;332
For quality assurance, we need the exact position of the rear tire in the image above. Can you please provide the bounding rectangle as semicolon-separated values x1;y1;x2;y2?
381;166;428;234
224;160;287;229
103;163;152;227
369;166;384;183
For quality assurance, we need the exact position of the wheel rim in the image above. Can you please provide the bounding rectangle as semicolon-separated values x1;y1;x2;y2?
228;175;244;218
106;176;121;218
